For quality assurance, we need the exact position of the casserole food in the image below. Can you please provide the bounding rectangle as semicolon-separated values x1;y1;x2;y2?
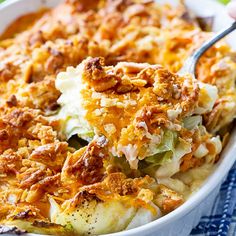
0;0;236;236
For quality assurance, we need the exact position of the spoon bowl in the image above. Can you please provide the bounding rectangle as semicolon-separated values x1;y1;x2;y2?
179;21;236;77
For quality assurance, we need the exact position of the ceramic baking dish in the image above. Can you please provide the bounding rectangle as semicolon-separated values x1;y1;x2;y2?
0;0;236;235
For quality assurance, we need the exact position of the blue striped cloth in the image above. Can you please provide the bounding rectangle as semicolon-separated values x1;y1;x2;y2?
190;162;236;236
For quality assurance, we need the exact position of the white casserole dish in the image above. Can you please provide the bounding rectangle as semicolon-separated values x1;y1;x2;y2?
0;0;236;235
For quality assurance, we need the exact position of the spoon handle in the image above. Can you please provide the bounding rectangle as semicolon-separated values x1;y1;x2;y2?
180;21;236;76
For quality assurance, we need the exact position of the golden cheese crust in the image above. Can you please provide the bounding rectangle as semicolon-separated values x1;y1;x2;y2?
78;57;201;167
0;0;235;130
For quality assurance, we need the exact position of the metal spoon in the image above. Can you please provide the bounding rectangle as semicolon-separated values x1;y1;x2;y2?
179;21;236;77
